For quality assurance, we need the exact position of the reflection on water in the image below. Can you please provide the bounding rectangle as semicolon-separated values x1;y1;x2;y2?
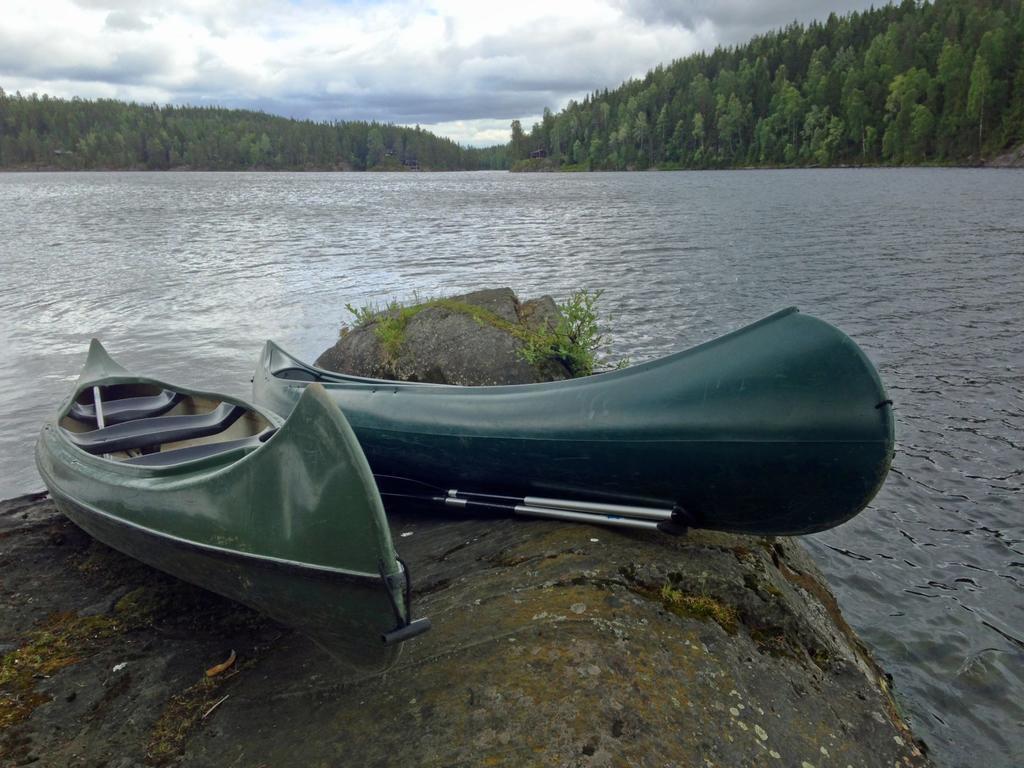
1;169;1021;766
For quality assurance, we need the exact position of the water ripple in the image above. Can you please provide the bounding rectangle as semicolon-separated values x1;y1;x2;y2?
0;168;1021;767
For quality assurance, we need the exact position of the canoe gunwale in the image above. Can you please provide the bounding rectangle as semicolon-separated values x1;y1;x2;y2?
260;306;805;394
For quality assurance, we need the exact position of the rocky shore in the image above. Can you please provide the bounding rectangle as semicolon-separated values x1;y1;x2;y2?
1;289;931;767
0;492;931;767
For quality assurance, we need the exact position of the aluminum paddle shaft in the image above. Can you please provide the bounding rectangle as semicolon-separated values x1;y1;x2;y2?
447;489;674;522
375;474;691;534
441;496;664;532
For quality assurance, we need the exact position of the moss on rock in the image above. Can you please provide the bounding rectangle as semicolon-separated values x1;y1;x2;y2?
0;612;123;735
636;584;741;635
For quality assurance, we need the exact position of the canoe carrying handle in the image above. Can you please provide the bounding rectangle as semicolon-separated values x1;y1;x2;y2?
379;556;432;646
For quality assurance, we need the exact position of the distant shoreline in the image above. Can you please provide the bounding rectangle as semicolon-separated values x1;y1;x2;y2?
511;163;1019;172
1;162;1019;173
0;165;474;173
507;147;1023;173
3;140;1021;173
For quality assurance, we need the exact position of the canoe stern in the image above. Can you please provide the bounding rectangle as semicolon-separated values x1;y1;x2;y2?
36;347;426;671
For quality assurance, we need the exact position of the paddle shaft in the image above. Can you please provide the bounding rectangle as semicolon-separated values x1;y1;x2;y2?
445;489;674;521
374;473;690;533
381;491;665;532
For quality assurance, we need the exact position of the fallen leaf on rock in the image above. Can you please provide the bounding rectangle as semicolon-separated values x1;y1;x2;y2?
205;649;236;677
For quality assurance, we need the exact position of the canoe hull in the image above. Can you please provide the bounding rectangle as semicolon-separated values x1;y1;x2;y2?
37;342;417;670
253;308;895;535
48;488;401;666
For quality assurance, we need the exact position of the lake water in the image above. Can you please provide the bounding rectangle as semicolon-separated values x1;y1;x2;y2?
0;169;1021;767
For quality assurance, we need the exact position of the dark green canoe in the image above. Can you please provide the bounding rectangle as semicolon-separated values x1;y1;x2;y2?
36;340;429;670
252;307;895;536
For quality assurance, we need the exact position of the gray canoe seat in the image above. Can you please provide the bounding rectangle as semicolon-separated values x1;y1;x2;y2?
66;403;246;455
70;389;184;426
124;429;276;467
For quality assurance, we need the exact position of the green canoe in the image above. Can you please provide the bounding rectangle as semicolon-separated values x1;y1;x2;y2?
252;307;895;536
36;340;429;670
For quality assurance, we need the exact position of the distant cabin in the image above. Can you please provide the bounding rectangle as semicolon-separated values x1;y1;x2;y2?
530;149;547;159
403;159;419;170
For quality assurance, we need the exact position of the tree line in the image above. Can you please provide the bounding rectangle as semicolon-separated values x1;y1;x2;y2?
510;0;1024;169
0;93;509;171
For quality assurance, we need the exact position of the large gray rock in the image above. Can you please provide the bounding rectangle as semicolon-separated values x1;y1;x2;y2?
0;493;931;767
315;288;572;384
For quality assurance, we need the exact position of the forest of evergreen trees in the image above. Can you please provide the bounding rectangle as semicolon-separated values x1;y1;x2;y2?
1;0;1020;173
0;94;508;171
511;0;1024;169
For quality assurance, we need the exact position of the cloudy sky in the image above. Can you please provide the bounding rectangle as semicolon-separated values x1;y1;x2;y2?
0;0;879;146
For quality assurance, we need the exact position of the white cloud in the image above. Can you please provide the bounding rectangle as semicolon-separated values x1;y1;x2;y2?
617;0;882;44
0;0;872;146
105;11;152;31
416;116;544;147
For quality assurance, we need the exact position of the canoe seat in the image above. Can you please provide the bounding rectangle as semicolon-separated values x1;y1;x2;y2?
66;403;246;455
70;389;184;426
124;429;277;467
